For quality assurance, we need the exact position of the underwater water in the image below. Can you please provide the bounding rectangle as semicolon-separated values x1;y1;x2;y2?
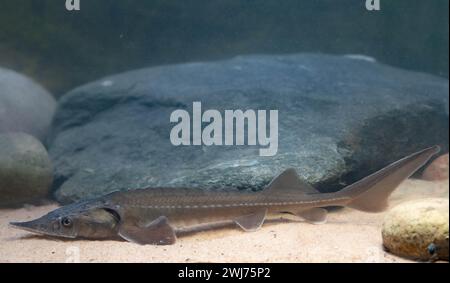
0;0;448;95
0;0;448;264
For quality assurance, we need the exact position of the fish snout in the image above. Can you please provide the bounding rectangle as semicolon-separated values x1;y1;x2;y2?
9;217;75;238
10;220;44;234
9;219;51;234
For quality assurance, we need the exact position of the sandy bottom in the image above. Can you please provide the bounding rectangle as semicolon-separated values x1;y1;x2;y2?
0;179;448;263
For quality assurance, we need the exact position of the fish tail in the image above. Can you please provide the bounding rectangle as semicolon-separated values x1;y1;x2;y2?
339;145;440;212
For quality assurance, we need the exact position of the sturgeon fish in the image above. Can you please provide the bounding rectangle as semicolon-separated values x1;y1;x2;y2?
10;146;440;245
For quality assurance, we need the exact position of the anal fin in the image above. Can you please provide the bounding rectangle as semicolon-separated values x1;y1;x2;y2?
118;216;177;245
234;209;267;232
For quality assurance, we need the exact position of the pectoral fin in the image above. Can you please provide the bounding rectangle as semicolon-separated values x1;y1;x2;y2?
118;216;177;245
234;209;267;232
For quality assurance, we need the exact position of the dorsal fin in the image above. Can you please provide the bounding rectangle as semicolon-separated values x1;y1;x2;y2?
264;168;319;195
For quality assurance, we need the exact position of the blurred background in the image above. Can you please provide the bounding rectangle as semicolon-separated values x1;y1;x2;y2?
0;0;448;97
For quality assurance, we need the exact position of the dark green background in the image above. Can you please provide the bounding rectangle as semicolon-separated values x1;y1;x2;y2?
0;0;448;96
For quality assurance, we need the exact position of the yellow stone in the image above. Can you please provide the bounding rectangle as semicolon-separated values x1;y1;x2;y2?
382;198;449;261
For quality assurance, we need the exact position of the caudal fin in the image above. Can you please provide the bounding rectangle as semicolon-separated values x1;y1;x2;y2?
340;146;440;212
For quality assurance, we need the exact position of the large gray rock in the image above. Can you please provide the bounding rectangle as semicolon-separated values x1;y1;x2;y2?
0;133;53;207
48;54;449;203
0;67;56;141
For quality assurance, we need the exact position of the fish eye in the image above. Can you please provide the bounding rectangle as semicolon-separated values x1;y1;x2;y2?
61;217;73;227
